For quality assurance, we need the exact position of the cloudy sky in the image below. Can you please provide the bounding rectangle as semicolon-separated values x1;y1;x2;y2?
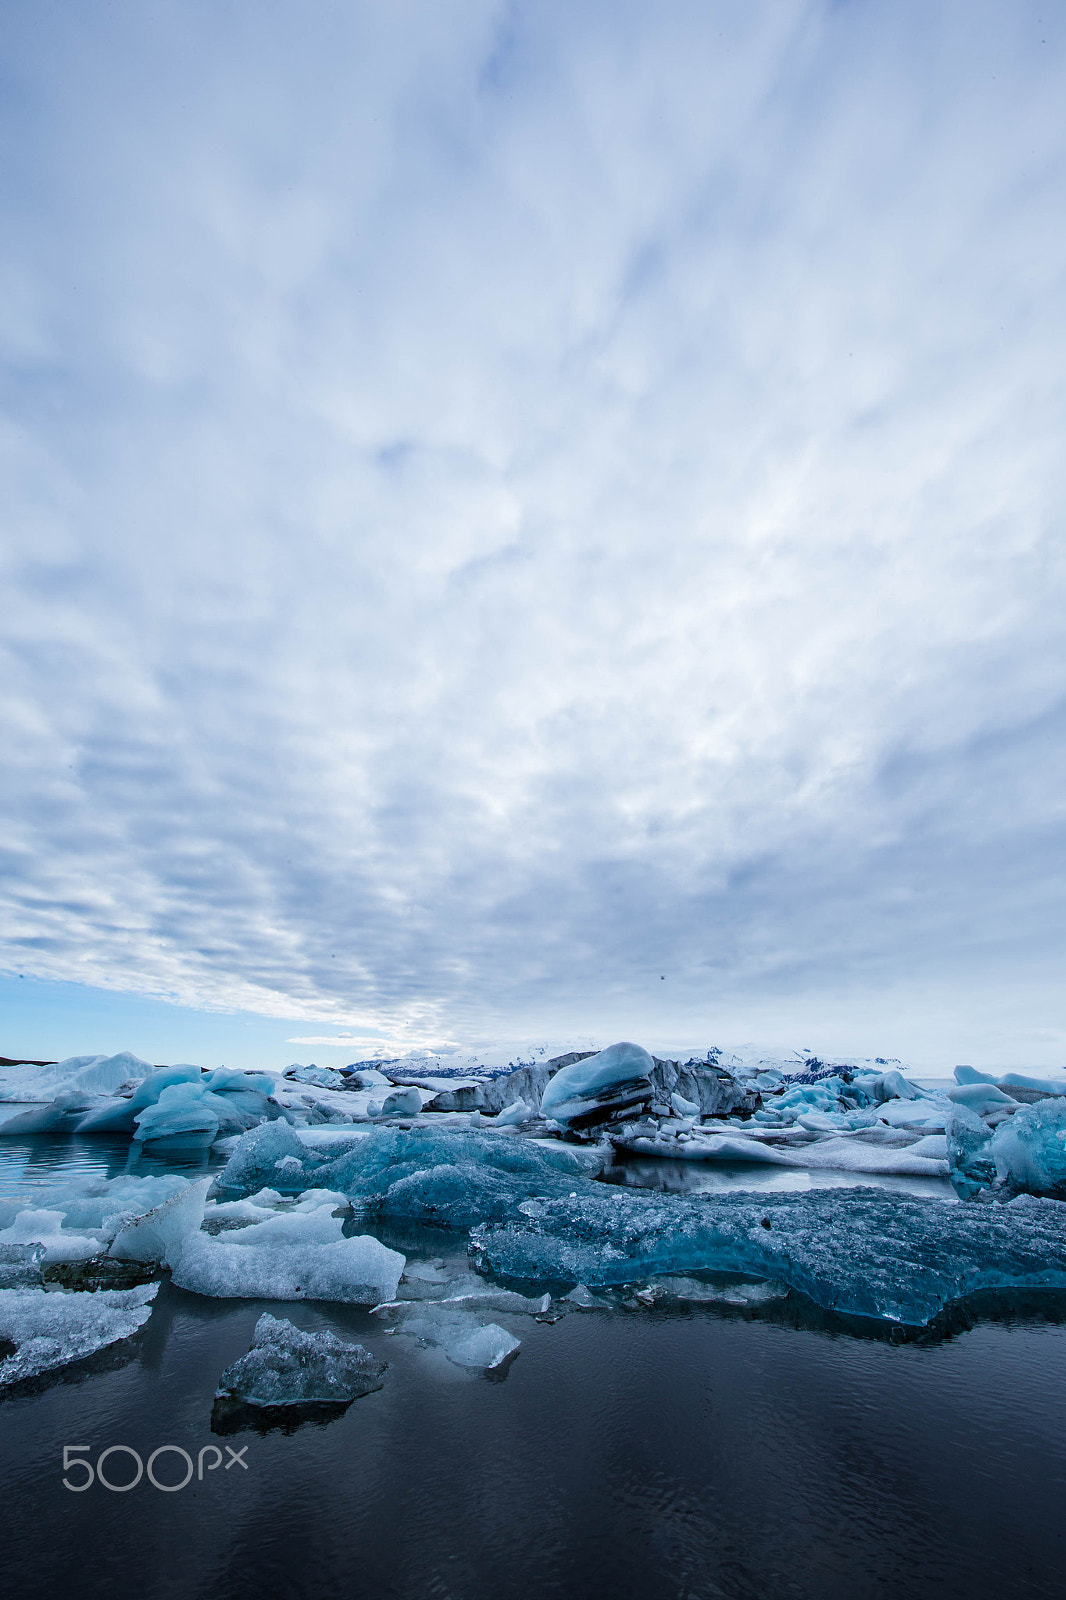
2;1;1065;1068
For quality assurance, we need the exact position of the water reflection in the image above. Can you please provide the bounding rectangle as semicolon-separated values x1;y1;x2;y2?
0;1130;226;1194
602;1152;957;1201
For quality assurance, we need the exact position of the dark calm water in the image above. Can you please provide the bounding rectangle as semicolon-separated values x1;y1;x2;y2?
2;1136;1064;1600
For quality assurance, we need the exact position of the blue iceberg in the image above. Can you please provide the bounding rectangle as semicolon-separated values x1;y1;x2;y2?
468;1186;1066;1327
314;1127;606;1229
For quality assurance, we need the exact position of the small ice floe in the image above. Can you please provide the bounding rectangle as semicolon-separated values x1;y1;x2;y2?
0;1283;158;1389
377;1303;520;1372
214;1313;386;1412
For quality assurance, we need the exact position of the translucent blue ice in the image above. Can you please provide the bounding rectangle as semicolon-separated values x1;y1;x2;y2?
469;1186;1066;1327
314;1127;605;1228
990;1098;1066;1198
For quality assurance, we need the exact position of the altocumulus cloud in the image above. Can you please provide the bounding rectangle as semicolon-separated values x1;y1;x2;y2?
1;0;1065;1058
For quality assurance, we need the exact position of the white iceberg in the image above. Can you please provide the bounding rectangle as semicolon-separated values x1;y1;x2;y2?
172;1208;404;1304
107;1177;212;1269
0;1051;154;1103
0;1209;103;1263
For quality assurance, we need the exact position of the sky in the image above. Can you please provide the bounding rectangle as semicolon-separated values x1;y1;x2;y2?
2;1;1065;1071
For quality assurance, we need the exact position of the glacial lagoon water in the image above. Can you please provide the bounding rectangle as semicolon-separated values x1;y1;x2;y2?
2;1135;1065;1600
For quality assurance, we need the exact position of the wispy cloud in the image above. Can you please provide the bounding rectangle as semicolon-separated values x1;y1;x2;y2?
2;2;1065;1053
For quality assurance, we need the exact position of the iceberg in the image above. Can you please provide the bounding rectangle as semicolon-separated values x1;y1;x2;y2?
990;1099;1066;1198
0;1243;45;1289
469;1186;1066;1327
214;1313;386;1408
0;1051;154;1103
315;1127;606;1229
373;1287;550;1320
0;1283;158;1388
370;1086;423;1118
540;1042;656;1128
107;1177;212;1269
493;1099;533;1127
213;1120;326;1197
0;1092;107;1136
947;1105;998;1198
611;1125;949;1177
947;1082;1020;1117
73;1064;205;1134
171;1209;404;1304
133;1082;221;1147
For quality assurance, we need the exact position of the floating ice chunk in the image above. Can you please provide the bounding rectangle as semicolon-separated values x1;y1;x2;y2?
875;1070;923;1102
0;1243;44;1288
133;1082;220;1146
401;1259;451;1283
670;1092;700;1119
371;1086;422;1118
215;1313;386;1408
990;1099;1066;1198
947;1105;997;1198
0;1092;106;1136
315;1127;605;1229
215;1121;320;1198
284;1064;347;1089
540;1042;655;1128
493;1099;532;1127
292;1188;349;1211
108;1177;211;1269
204;1196;280;1230
947;1083;1019;1116
374;1288;549;1319
954;1066;998;1086
649;1276;790;1306
875;1099;949;1131
75;1065;205;1134
470;1186;1066;1327
172;1211;404;1304
612;1130;948;1177
564;1283;609;1309
996;1072;1066;1097
0;1283;158;1388
0;1209;103;1263
386;1304;520;1370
